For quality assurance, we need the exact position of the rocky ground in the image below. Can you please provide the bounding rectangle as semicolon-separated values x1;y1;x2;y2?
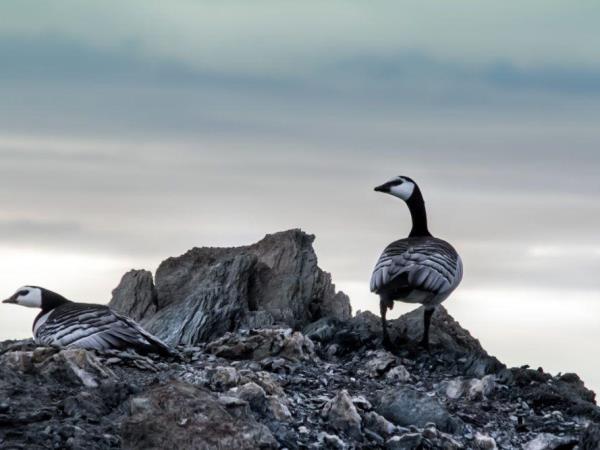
1;230;599;449
1;310;599;449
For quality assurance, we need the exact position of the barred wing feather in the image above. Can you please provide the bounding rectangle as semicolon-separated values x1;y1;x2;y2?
370;238;462;295
35;303;173;355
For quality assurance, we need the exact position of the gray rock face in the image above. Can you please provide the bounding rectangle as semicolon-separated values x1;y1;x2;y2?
523;433;578;450
121;381;278;450
205;328;316;362
321;390;363;440
109;229;351;345
375;386;463;433
580;424;600;449
109;270;157;322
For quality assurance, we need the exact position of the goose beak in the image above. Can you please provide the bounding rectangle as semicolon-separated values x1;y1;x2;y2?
374;183;388;193
2;294;17;304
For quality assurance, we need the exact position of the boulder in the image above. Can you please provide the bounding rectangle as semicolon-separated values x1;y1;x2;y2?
386;365;411;383
313;306;498;361
321;390;363;440
385;433;422;450
121;381;278;449
365;350;398;377
579;424;600;449
229;382;292;421
0;347;115;388
443;375;496;401
474;432;498;449
374;386;463;433
205;328;315;362
362;411;398;437
317;431;348;449
109;230;351;345
523;433;578;450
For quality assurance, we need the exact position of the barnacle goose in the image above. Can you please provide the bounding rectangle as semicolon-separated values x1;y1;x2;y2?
371;176;463;350
2;286;174;356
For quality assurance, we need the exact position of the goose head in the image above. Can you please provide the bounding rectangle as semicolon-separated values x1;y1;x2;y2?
3;286;69;311
2;286;43;308
374;175;417;201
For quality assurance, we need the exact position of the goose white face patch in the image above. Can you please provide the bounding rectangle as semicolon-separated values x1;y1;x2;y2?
15;286;42;308
389;181;415;201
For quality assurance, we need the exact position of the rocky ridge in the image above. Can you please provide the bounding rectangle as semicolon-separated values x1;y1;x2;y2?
0;229;599;449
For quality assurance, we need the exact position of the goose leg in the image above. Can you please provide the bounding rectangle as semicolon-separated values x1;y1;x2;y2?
380;298;392;349
420;307;435;350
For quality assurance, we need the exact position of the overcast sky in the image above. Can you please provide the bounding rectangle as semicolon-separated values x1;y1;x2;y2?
1;1;599;391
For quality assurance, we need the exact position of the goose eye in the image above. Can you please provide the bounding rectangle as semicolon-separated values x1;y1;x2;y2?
18;290;29;296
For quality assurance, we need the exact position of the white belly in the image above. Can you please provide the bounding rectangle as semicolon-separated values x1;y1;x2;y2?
33;310;53;343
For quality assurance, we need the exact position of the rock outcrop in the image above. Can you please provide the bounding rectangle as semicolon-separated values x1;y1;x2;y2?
1;230;599;449
109;229;351;345
109;269;157;322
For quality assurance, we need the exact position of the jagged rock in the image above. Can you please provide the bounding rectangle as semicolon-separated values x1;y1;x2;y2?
121;381;278;449
232;382;269;412
111;230;351;345
109;269;157;322
240;370;286;398
386;365;411;383
206;328;315;362
352;395;373;411
512;368;599;418
523;433;578;450
44;349;116;388
362;411;398;437
267;396;292;421
228;382;291;421
365;350;398;377
314;306;496;361
580;423;600;449
389;306;485;353
374;386;463;433
317;431;348;449
443;375;496;401
385;433;422;450
1;348;115;388
303;317;342;343
209;366;240;390
474;432;498;449
321;390;363;439
0;347;57;373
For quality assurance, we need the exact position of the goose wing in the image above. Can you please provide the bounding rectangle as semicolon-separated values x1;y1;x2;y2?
36;303;173;355
370;237;462;296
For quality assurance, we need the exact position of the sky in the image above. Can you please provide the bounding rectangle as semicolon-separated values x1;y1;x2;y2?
0;1;599;391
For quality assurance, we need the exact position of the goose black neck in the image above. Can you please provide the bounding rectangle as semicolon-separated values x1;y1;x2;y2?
406;188;431;237
40;289;71;312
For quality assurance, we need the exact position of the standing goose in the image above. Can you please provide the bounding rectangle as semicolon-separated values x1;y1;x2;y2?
371;176;463;349
2;286;175;356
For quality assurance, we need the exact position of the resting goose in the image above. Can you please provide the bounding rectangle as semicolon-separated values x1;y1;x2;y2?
2;286;174;356
371;176;463;349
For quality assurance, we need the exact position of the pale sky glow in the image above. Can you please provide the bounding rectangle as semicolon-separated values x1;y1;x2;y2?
0;1;599;393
